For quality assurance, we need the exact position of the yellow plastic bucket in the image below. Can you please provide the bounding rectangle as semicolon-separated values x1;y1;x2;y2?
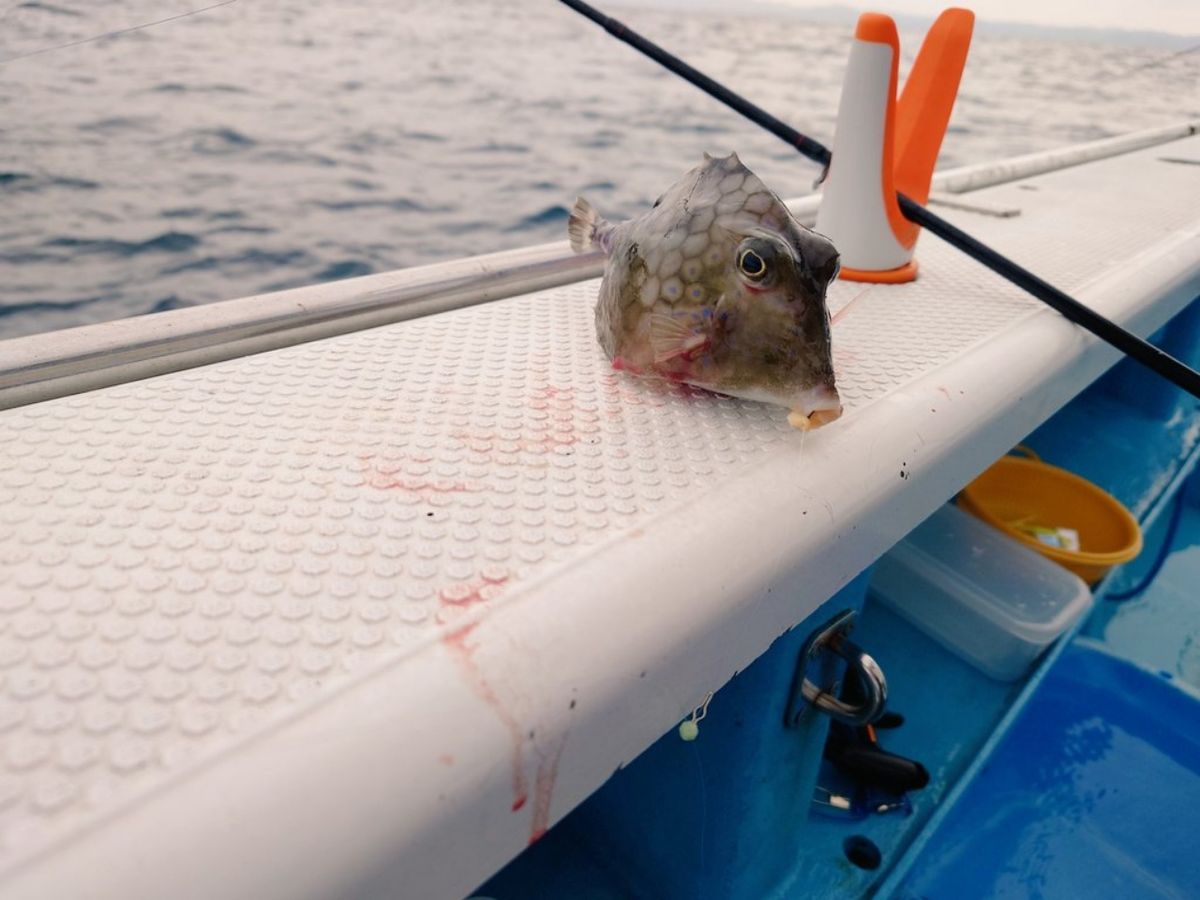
958;449;1143;584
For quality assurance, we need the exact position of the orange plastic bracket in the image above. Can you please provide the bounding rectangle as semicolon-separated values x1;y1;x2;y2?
894;9;975;239
848;8;975;265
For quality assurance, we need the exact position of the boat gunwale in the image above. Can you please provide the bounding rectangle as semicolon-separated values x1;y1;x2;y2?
0;120;1195;412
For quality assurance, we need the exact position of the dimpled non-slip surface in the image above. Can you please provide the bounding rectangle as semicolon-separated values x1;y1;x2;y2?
1;136;1199;896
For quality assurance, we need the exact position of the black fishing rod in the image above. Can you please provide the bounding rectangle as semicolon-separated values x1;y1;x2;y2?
559;0;1200;400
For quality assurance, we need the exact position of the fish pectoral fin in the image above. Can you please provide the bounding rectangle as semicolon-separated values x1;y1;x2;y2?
649;313;710;364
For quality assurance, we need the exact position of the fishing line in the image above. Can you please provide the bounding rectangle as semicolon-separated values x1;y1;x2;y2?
0;0;239;64
1127;41;1200;74
830;285;874;326
559;0;1200;401
558;0;829;168
1106;482;1189;601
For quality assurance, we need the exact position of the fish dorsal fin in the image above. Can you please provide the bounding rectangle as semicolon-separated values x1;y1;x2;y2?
691;155;792;232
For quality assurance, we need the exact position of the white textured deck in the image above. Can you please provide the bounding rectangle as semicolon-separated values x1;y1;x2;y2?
2;135;1200;900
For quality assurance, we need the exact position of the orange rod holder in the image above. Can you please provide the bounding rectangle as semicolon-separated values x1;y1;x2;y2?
896;9;975;206
816;9;974;283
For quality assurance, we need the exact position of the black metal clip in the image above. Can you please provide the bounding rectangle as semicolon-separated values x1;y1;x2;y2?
785;609;887;728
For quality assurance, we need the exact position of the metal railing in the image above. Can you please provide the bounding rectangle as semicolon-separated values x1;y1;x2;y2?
1;121;1195;411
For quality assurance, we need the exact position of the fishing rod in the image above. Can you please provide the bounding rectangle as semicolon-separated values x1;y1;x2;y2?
559;0;1200;401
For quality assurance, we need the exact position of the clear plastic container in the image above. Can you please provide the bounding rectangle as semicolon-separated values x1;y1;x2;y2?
870;502;1093;681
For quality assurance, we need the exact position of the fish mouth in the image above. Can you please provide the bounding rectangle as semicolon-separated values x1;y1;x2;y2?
787;383;843;431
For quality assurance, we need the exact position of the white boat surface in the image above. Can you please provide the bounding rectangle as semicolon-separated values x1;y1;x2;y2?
0;122;1199;899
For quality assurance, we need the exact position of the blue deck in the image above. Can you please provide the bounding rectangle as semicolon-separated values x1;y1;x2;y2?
1085;486;1200;689
472;300;1200;899
895;641;1200;899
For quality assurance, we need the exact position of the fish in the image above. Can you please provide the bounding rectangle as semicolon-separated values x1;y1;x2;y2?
568;152;843;430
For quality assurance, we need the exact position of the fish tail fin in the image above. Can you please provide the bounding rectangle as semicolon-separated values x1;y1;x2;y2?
568;196;612;254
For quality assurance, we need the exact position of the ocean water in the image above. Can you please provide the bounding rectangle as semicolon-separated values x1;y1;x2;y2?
1;0;1196;339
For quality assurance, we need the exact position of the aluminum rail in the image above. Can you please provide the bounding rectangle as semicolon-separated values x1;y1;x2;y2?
0;244;603;410
930;121;1199;195
0;121;1195;411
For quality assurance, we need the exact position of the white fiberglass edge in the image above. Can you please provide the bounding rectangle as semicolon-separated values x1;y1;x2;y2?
0;120;1195;411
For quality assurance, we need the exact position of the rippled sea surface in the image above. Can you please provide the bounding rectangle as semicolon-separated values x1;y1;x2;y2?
2;0;1196;338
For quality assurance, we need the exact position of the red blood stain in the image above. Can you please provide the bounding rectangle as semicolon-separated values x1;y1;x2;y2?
525;432;578;452
530;385;577;412
377;476;475;493
358;453;479;495
439;583;486;609
438;572;568;832
674;383;710;401
442;623;529;813
612;357;646;375
833;347;860;371
529;734;568;845
436;572;510;621
451;430;578;458
438;754;455;767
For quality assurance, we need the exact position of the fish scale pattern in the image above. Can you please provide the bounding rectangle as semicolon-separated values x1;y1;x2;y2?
0;147;1195;871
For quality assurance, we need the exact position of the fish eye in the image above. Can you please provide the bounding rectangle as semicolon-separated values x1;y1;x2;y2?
738;248;768;281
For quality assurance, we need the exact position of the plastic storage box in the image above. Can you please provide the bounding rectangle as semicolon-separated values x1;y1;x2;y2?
870;502;1093;681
